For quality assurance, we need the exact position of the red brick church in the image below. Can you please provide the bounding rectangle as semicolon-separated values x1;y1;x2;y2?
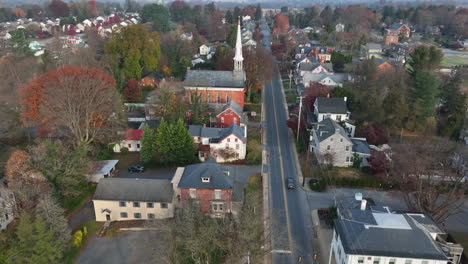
183;20;246;107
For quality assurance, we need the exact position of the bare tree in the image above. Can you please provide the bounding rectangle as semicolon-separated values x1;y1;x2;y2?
36;194;72;250
387;138;466;223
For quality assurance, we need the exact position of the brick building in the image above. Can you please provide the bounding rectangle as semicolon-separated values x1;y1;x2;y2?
175;158;243;217
216;101;245;128
183;20;245;107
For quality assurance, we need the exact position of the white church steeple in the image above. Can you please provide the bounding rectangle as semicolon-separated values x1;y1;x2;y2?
233;17;243;72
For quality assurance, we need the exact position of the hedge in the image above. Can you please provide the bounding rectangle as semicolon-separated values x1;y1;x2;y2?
309;177;396;192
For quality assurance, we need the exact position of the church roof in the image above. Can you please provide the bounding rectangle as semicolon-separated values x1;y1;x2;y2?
184;70;245;89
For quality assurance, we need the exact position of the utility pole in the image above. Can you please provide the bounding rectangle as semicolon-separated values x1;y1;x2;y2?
296;95;304;143
288;70;293;91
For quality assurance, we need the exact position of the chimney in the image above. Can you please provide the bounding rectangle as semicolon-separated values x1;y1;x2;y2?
360;199;367;211
344;97;347;102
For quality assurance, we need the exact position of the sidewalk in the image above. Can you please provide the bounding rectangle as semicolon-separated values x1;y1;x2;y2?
311;210;334;264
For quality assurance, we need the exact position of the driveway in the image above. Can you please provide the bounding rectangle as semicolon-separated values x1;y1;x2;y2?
306;187;468;233
76;231;170;264
117;167;177;180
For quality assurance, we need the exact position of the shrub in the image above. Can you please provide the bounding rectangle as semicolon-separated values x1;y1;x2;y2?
72;230;83;247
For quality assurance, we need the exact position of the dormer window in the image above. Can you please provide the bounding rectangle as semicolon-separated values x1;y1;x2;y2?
223;171;230;176
201;177;210;183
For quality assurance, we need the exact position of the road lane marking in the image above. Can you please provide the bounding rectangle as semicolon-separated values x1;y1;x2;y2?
269;78;295;257
271;249;292;254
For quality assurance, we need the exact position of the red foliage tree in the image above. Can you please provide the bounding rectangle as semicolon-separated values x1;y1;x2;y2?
67;25;76;35
48;0;70;18
359;124;388;145
88;0;97;16
18;66;120;145
273;13;289;34
303;83;330;112
367;150;391;174
124;78;141;103
12;8;26;18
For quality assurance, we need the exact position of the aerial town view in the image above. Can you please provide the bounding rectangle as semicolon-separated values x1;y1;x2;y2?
0;0;467;263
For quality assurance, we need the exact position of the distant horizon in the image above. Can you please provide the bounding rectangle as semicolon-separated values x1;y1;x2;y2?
2;0;468;9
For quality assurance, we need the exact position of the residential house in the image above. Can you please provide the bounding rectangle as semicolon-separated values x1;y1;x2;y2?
243;38;257;48
113;128;143;153
216;101;245;128
294;45;314;59
311;46;333;63
335;23;345;32
294;56;318;68
140;72;161;88
180;32;193;41
302;73;350;88
174;158;243;217
309;118;369;167
296;62;333;77
331;195;463;264
88;160;119;183
191;57;206;66
93;178;174;221
0;183;15;230
361;43;383;59
376;59;394;73
199;44;212;56
313;97;350;123
189;124;247;163
386;22;411;38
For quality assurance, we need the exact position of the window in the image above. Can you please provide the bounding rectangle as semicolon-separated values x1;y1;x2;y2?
235;138;238;143
337;115;342;121
5;214;8;220
189;189;196;198
160;203;168;209
148;213;155;219
345;146;349;151
212;202;224;212
327;145;331;150
217;94;221;103
404;260;412;264
225;143;229;149
119;201;126;207
236;144;240;150
134;213;141;219
207;93;211;103
128;144;132;148
137;144;141;148
373;258;380;264
120;212;128;218
340;139;343;142
221;117;224;123
346;157;350;162
330;138;334;141
133;202;140;208
357;257;364;264
227;138;230;142
214;189;221;199
147;202;154;208
389;259;396;264
226;94;230;102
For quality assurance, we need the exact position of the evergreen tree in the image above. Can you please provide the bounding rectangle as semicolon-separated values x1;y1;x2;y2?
383;88;408;130
8;213;63;264
408;70;440;129
155;119;195;165
140;4;170;32
408;45;443;73
255;4;262;20
226;24;237;48
8;28;33;57
233;6;240;22
140;124;156;163
438;73;467;139
225;10;233;24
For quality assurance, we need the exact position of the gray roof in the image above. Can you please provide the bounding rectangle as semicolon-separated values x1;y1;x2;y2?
351;138;371;155
365;43;382;50
335;214;447;260
189;125;221;139
178;158;234;189
184;70;245;89
189;124;245;143
303;73;349;86
316;97;349;114
389;23;407;30
298;62;333;72
314;118;351;142
219;100;243;118
93;178;173;203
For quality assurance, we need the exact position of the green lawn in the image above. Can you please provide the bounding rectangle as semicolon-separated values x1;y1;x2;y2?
441;56;468;67
244;103;262;123
285;91;297;103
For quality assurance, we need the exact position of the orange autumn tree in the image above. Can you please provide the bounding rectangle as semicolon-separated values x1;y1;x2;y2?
5;150;31;181
18;65;122;146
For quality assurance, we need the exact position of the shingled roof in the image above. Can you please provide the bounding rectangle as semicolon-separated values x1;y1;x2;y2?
189;124;246;143
184;70;245;89
315;97;349;114
93;178;173;203
314;118;351;143
178;158;234;189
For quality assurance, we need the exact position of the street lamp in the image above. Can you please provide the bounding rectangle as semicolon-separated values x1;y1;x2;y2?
296;95;304;143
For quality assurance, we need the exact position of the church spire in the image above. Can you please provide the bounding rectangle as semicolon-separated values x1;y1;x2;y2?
233;17;243;72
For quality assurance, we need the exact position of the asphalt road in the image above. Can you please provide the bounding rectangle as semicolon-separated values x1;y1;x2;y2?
263;58;314;263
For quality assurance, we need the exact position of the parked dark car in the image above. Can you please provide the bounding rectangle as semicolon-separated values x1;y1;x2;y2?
128;165;145;173
287;177;295;189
